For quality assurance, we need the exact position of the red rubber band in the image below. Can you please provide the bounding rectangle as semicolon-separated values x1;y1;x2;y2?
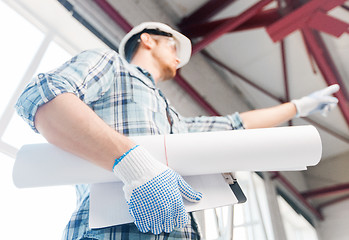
164;135;169;166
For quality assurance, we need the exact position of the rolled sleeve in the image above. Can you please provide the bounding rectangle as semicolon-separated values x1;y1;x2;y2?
15;48;121;132
15;81;44;132
182;112;245;133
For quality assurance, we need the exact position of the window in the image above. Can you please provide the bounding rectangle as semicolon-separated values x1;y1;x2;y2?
199;172;319;240
200;172;274;240
278;196;319;240
0;0;106;238
0;1;44;118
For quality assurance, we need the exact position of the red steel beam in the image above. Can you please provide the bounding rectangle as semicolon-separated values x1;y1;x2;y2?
280;41;290;103
280;40;292;126
302;182;349;199
93;0;132;32
192;0;273;55
279;0;291;127
182;8;281;39
324;0;348;10
302;27;349;128
317;194;349;211
179;0;237;27
266;0;346;42
302;118;349;144
285;0;300;10
300;31;318;74
201;50;349;144
277;0;301;16
281;0;318;75
273;172;324;220
307;11;349;37
174;73;219;116
202;51;283;102
342;4;349;12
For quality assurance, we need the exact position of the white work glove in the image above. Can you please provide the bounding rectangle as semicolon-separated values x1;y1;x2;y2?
113;145;202;235
291;84;340;117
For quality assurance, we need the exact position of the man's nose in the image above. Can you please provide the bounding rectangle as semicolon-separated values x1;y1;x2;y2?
175;57;181;66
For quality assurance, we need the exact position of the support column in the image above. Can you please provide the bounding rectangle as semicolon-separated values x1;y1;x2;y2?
302;27;349;128
192;0;273;55
262;172;287;240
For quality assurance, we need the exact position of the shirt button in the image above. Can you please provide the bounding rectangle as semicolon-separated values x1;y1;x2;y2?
38;73;44;79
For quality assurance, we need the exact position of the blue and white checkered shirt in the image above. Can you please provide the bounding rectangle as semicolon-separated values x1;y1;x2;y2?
15;48;245;240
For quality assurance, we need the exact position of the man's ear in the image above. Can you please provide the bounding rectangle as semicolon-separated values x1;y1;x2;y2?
139;33;155;50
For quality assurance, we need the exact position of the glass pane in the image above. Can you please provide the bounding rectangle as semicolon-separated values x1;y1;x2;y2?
278;196;318;240
204;209;220;239
35;40;72;74
0;1;44;117
2;40;73;149
233;226;249;240
0;151;76;239
234;204;245;226
252;173;274;240
233;172;274;240
2;113;47;149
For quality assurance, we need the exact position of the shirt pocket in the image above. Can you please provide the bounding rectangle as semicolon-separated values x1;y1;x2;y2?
130;81;171;133
131;80;163;113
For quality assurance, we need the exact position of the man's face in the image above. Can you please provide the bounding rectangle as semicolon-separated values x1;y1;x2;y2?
150;35;181;81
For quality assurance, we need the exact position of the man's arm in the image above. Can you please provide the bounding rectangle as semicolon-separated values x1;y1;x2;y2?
181;84;339;132
35;92;202;234
180;103;295;132
16;48;201;234
240;102;296;129
240;84;339;129
35;93;135;171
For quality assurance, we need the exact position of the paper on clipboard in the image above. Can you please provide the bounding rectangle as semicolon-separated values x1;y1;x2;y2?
89;174;237;228
12;125;322;229
13;126;322;188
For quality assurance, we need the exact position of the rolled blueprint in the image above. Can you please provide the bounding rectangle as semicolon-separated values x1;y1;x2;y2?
13;125;322;188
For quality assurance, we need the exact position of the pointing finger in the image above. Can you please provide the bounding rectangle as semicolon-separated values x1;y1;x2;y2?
321;84;340;96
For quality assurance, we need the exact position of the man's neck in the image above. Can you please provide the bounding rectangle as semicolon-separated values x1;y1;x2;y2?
130;55;162;84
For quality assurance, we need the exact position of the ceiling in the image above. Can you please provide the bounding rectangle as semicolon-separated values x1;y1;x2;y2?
11;0;349;217
59;0;349;212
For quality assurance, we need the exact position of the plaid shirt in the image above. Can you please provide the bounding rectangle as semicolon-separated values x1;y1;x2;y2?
15;48;245;240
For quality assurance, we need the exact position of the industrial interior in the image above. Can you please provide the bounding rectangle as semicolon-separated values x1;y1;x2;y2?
1;0;349;239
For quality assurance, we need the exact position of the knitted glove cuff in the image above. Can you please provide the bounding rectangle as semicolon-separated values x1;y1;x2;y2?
113;145;167;186
291;99;302;117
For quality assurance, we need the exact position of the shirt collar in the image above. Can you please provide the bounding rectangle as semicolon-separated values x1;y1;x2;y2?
123;63;156;88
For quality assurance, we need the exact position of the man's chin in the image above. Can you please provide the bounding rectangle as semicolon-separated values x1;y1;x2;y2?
162;69;177;81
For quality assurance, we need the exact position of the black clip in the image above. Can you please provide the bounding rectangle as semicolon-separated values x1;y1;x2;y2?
222;173;247;203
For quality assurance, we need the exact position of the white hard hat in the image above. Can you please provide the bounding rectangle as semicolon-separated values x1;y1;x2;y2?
119;22;192;68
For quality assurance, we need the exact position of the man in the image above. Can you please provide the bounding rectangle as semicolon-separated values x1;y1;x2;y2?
15;22;339;240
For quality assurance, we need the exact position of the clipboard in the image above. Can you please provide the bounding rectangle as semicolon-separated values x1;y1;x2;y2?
89;173;246;229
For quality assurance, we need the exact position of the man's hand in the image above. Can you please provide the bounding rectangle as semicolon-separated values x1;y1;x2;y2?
113;145;202;234
291;84;340;117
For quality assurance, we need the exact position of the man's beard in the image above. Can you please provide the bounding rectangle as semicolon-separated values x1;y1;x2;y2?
152;49;177;81
161;65;177;81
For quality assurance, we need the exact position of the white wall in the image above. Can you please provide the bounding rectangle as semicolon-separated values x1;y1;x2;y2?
317;199;349;240
281;171;310;192
305;151;349;240
305;151;349;191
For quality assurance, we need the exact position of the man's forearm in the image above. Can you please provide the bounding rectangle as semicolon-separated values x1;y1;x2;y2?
35;93;135;171
240;102;297;129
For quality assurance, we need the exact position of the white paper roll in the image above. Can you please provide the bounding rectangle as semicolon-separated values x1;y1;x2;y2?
166;125;322;175
13;125;322;188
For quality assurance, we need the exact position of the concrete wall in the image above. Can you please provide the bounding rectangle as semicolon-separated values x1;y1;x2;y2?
281;171;310;192
305;151;349;240
305;151;349;191
317;199;349;240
